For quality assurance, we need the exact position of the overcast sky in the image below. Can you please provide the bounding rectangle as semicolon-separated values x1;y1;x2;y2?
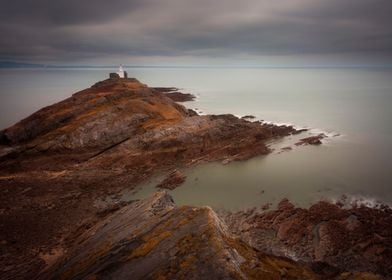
1;0;391;65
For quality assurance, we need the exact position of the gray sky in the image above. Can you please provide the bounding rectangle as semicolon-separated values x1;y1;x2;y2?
1;0;391;65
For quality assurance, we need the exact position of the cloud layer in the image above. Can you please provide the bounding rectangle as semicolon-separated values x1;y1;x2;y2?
1;0;391;64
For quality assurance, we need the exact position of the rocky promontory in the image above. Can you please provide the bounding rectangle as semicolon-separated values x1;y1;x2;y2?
0;77;298;172
0;77;298;279
0;77;390;279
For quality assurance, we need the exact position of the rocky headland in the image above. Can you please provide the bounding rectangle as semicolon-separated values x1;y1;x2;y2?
0;77;390;279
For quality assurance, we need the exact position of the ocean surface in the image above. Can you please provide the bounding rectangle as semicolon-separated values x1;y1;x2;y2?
1;67;392;210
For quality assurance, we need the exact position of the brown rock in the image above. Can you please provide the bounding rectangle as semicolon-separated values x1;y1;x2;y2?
164;91;196;102
222;199;392;277
241;115;256;120
156;170;186;190
152;87;196;102
292;128;308;135
38;192;318;280
295;134;326;145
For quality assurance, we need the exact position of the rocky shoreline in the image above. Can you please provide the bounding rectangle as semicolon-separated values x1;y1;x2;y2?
222;198;392;278
0;77;390;279
153;87;196;102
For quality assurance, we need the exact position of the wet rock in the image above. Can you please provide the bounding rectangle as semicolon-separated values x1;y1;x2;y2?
281;146;292;151
241;115;256;120
152;87;178;92
156;170;186;190
164;91;196;102
295;134;326;145
187;109;198;116
292;128;309;135
152;87;195;102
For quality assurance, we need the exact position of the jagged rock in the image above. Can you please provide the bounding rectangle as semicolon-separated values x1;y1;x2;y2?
37;192;317;280
222;199;392;277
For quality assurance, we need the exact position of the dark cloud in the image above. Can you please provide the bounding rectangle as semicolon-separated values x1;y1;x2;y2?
0;0;144;25
0;0;391;63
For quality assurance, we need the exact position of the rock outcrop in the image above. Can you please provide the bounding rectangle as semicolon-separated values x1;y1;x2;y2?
223;199;392;278
0;78;298;173
38;192;318;280
241;115;256;120
153;87;196;102
0;77;301;279
295;134;326;145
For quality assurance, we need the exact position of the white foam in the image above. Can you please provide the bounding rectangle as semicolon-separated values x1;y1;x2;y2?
258;119;308;131
181;91;344;143
308;128;341;138
329;194;391;209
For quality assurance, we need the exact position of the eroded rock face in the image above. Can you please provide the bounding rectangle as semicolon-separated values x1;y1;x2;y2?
223;200;392;278
38;192;317;280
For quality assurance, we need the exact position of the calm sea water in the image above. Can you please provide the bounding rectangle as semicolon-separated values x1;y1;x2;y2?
1;67;392;210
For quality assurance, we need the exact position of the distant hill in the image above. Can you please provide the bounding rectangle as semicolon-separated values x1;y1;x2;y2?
0;61;46;68
0;61;113;69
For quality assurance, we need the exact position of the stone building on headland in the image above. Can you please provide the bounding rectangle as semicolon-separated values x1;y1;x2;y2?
109;65;128;79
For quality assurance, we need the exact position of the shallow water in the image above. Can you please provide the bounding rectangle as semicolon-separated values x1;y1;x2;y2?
1;67;392;209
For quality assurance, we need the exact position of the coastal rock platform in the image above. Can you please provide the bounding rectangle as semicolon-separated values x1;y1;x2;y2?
0;77;298;279
0;77;389;279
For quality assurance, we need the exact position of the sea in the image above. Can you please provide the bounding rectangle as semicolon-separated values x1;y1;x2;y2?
1;67;392;210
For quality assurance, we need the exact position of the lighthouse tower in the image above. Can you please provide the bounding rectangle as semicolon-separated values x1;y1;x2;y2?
117;64;125;78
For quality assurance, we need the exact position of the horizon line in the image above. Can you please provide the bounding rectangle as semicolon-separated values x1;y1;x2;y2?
1;61;392;69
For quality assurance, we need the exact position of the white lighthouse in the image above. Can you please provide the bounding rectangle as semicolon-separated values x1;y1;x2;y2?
109;65;128;79
117;64;125;78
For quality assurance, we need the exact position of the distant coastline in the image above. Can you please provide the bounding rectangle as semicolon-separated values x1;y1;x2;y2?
2;61;392;69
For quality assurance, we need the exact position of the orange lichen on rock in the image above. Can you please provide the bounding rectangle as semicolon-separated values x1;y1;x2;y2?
129;230;173;259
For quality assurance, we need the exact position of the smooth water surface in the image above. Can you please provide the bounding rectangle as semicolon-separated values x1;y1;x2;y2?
1;67;391;209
